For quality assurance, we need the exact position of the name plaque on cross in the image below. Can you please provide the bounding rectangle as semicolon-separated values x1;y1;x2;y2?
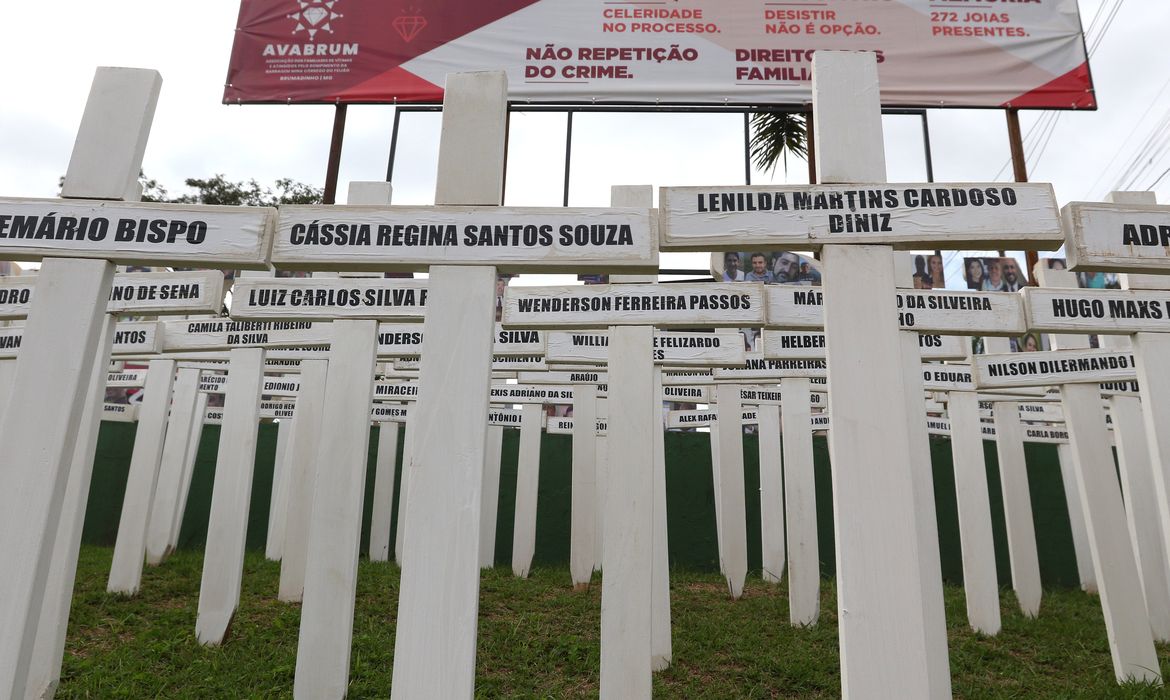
1063;202;1170;272
658;183;1061;250
270;205;657;273
1023;288;1170;334
766;286;1026;335
0;270;224;319
974;348;1138;389
502;283;765;329
0;197;274;267
230;277;429;320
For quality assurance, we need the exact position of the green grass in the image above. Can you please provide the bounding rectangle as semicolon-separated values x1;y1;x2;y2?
57;546;1169;698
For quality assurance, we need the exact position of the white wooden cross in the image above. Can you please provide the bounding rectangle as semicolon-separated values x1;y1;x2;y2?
1029;247;1170;642
226;71;656;696
505;280;762;694
657;52;1064;696
974;341;1161;683
0;67;275;698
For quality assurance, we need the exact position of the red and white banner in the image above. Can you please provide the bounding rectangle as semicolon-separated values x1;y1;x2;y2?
224;0;1094;109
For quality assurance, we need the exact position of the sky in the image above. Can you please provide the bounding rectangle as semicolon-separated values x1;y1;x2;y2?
1;0;1165;286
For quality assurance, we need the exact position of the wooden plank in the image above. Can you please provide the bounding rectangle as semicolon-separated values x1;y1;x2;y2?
0;270;225;319
599;326;655;698
1024;288;1170;334
230;277;429;321
108;359;176;594
480;425;504;569
162;319;332;351
170;392;208;553
294;320;378;698
0;197;274;268
511;404;543;578
765;286;1027;335
1056;443;1097;593
1064;201;1170;273
650;366;671;671
712;353;826;380
392;256;497;698
60;67;160;199
270;205;656;273
146;367;202;566
503;282;765;329
1132;332;1170;630
1061;382;1162;683
780;377;819;626
715;384;748;599
974;348;1138;388
659;182;1061;250
595;398;609;571
263;410;292;561
369;422;400;562
0;258;114;696
277;359;328;602
1109;391;1170;641
545;329;746;366
757;404;785;584
900;332;951;696
394;418;416;564
814;51;947;699
571;384;598;587
195;347;265;645
992;401;1043;617
947;391;1002;635
24;316;115;699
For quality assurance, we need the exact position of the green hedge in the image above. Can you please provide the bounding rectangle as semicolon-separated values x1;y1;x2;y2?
82;422;1079;586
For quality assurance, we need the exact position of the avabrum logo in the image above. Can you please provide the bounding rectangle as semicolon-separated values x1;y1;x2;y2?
288;0;343;40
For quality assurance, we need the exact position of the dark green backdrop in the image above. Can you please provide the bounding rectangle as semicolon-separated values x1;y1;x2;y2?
82;421;1080;587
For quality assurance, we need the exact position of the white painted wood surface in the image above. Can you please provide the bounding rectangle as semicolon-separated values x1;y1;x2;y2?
264;418;292;561
480;425;503;568
278;359;328;602
1133;332;1170;618
900;332;951;696
947;391;1002;635
814;51;949;699
369;422;400;562
1061;382;1162;684
1056;443;1097;593
715;383;748;599
658;182;1062;250
595;398;609;571
992;400;1043;618
390;263;496;698
170;392;208;553
599;326;655;699
391;75;506;697
709;422;724;576
571;384;598;586
146;367;202;566
973;347;1137;389
1109;390;1170;641
108;359;177;594
294;319;378;698
650;366;671;671
0;258;114;697
511;404;543;578
26;315;115;700
196;347;266;645
758;404;785;584
503;283;765;329
1064;201;1170;272
780;377;819;626
394;418;415;565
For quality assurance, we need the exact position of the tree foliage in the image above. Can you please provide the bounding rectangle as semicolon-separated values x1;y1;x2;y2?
749;112;808;175
140;174;323;206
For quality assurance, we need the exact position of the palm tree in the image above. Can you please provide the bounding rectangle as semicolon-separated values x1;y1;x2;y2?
749;112;808;175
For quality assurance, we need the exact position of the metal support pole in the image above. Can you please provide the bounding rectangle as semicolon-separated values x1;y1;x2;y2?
322;104;347;205
385;107;403;183
563;111;574;207
1005;108;1038;281
743;113;752;186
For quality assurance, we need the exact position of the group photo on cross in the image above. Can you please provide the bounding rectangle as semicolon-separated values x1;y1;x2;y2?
3;0;1170;698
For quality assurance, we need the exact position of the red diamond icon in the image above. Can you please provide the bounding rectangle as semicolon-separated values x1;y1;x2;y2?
392;15;427;43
